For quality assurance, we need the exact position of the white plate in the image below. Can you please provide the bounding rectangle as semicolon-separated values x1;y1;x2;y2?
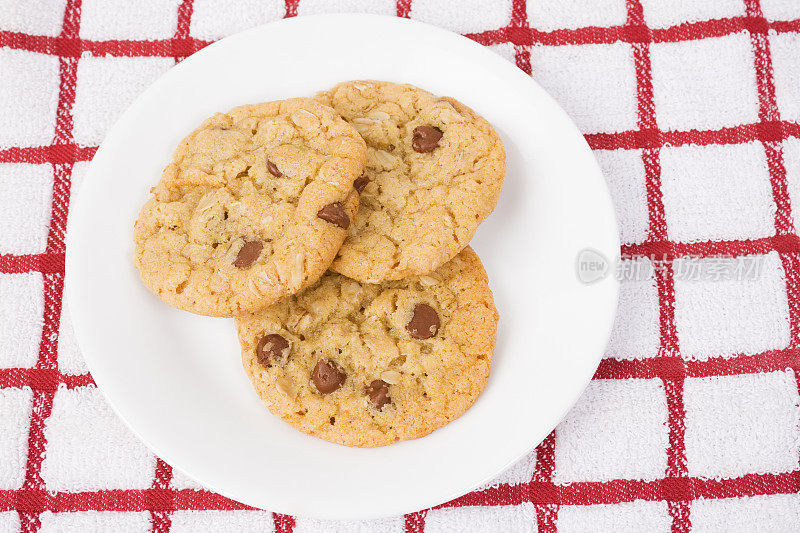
66;14;619;520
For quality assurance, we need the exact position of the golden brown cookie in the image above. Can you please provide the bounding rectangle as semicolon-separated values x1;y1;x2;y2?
133;98;366;316
236;247;498;447
317;80;506;282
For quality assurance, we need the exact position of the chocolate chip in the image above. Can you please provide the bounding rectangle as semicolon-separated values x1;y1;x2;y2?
313;359;346;394
233;240;263;269
267;159;282;177
317;202;350;229
353;174;370;193
412;126;443;153
256;334;289;367
365;379;391;410
406;303;440;340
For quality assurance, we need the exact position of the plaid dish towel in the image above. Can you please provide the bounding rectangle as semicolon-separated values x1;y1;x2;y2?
1;0;800;532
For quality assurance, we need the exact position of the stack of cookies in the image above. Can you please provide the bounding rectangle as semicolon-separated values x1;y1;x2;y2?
134;81;506;447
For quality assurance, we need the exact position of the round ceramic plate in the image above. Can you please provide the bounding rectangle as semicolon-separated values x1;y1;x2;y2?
66;14;619;520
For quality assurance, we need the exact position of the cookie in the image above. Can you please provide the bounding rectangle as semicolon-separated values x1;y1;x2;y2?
133;98;366;316
316;80;506;282
235;246;498;447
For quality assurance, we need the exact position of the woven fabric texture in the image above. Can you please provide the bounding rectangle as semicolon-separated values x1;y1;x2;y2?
1;0;799;531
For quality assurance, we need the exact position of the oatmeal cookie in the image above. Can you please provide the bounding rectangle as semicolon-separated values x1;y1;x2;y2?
236;246;498;447
133;98;366;316
317;80;505;281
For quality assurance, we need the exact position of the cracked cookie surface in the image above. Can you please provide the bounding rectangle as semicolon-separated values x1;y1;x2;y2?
317;81;506;282
235;246;498;447
133;98;366;316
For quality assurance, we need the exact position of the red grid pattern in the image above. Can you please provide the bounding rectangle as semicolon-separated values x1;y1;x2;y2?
1;0;799;531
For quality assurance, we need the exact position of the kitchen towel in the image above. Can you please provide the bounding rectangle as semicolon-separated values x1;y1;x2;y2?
1;0;799;531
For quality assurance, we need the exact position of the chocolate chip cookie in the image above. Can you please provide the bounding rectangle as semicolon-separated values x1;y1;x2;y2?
133;98;366;316
235;246;498;447
317;80;506;282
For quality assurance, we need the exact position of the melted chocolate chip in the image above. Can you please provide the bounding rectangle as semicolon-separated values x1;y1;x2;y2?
317;202;350;229
267;159;282;177
353;174;370;193
365;379;391;410
412;126;443;153
406;303;440;340
256;334;289;367
233;240;263;269
312;359;346;394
